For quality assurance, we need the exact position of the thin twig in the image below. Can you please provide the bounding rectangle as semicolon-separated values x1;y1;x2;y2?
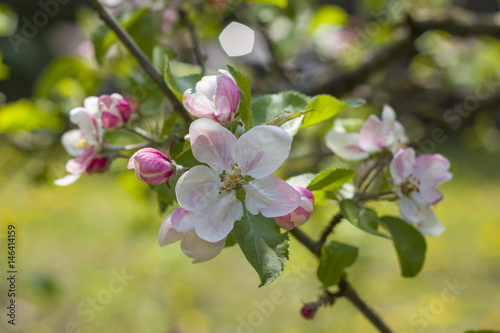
315;212;343;256
289;227;394;333
177;1;206;74
86;0;192;125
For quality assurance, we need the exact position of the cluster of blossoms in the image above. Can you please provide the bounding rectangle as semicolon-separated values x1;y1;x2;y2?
325;105;452;236
58;69;452;263
55;94;132;186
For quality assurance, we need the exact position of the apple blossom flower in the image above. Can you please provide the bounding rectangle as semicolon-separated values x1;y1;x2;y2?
99;93;132;130
183;70;240;124
390;148;452;236
158;208;226;263
325;105;408;161
274;186;315;230
127;148;176;185
55;97;106;186
173;118;301;242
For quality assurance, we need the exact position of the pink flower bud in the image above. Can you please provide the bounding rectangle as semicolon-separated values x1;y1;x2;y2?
300;303;318;320
99;93;132;130
274;186;314;230
127;148;176;185
183;70;240;124
85;156;109;174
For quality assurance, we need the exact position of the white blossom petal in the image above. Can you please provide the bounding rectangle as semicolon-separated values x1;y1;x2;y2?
61;129;86;156
416;208;445;236
54;173;82;186
181;229;226;263
235;125;292;178
189;119;236;173
390;148;415;184
175;165;221;211
69;107;100;146
381;104;396;123
359;115;390;153
171;208;197;232
158;214;183;246
194;191;243;242
244;176;301;217
398;197;422;223
325;130;369;161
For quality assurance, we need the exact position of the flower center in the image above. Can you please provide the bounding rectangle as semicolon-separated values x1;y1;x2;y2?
75;138;90;150
220;165;244;192
401;180;419;195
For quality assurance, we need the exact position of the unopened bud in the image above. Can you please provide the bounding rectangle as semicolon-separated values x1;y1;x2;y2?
128;148;176;185
300;303;318;320
99;93;132;130
274;186;314;230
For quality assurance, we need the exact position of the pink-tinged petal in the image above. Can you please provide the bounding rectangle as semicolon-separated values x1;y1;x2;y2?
183;90;217;120
66;146;95;174
273;185;314;230
181;229;226;263
69;107;100;146
158;214;183;246
128;148;175;185
101;109;123;130
381;104;396;123
398;197;422;223
416;208;445;236
359;115;390;153
325;130;369;161
413;154;452;186
244;176;301;217
235;125;292;178
194;191;243;242
195;75;217;99
86;156;109;174
112;93;132;123
171;208;196;232
390;148;416;184
214;75;240;123
175;165;221;211
61;129;86;156
411;184;444;206
189;119;236;173
54;173;82;186
273;214;294;230
98;94;114;109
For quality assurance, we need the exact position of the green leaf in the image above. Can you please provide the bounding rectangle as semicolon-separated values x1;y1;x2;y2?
232;209;289;286
163;61;203;103
150;175;179;213
317;241;358;287
93;7;149;63
307;168;353;192
379;216;427;277
301;94;350;128
245;0;288;8
0;99;63;132
339;200;388;238
251;91;311;135
342;98;366;108
227;65;253;131
224;233;237;248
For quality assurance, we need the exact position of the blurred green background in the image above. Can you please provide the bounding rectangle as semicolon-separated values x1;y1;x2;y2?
1;0;500;332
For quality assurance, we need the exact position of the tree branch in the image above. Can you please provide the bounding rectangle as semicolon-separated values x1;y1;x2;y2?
86;0;192;125
177;2;206;74
289;227;394;333
315;212;343;255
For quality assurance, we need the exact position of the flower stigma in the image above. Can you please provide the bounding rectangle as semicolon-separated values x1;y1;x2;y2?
220;165;244;192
